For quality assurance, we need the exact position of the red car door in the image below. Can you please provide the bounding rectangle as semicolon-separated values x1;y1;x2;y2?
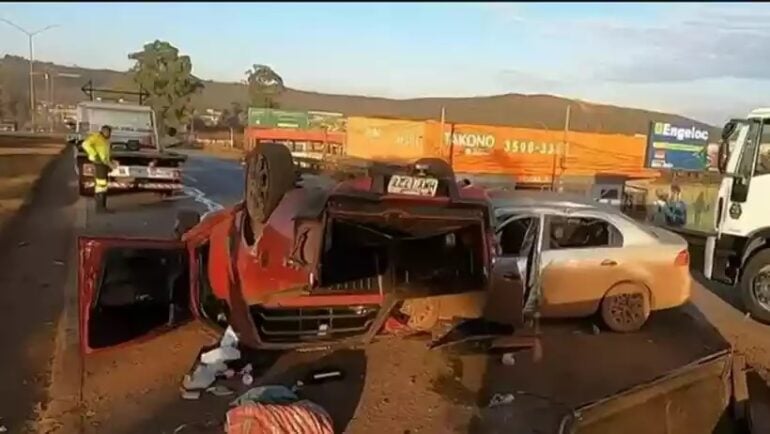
78;236;197;354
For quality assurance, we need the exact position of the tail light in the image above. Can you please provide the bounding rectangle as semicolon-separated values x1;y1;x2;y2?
674;249;690;267
82;163;94;176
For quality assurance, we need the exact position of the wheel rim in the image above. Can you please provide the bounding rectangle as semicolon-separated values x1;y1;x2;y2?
247;154;270;217
607;292;646;327
751;265;770;311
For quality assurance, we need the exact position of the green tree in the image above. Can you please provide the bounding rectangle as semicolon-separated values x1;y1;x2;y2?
128;40;203;133
245;64;284;109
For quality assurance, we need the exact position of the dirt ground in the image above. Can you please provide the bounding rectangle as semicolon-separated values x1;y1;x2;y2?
0;137;74;433
0;139;65;229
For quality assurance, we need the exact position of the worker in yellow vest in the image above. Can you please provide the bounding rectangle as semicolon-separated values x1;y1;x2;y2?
81;125;117;213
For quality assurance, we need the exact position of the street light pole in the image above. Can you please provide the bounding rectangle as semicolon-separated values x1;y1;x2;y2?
0;18;59;131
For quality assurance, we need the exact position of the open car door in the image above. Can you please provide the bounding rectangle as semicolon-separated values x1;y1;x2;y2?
78;236;194;354
485;214;543;326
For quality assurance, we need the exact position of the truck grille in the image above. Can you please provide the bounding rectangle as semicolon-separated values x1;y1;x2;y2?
252;305;380;344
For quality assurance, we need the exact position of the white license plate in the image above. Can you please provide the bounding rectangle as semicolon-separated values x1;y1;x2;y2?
387;175;439;197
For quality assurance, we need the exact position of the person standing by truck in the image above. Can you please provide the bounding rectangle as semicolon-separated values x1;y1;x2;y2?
82;125;117;213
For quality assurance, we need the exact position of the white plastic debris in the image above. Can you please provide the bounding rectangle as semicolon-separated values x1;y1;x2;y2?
242;373;254;386
200;346;241;365
501;352;516;366
207;385;235;397
181;389;201;400
183;364;220;390
488;393;515;408
220;326;239;348
240;364;253;375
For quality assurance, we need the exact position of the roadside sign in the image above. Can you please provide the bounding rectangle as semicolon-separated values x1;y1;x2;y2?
247;108;309;129
645;121;712;171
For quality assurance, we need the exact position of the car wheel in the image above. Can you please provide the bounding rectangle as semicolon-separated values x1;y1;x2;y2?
740;249;770;323
600;282;651;333
414;157;453;178
244;143;295;226
174;210;201;239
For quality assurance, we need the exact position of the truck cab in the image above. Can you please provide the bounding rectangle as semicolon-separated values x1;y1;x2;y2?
705;108;770;321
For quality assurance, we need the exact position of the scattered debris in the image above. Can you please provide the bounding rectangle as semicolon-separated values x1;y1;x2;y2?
488;393;515;408
226;400;334;434
183;363;222;390
242;373;254;386
53;259;65;266
181;326;242;396
207;385;235;397
591;324;601;335
173;424;187;434
230;385;298;407
181;389;201;400
501;352;516;366
201;346;241;365
304;368;344;385
0;424;6;433
239;364;253;375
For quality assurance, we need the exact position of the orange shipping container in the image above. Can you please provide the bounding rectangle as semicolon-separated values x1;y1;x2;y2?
345;117;446;163
447;124;656;180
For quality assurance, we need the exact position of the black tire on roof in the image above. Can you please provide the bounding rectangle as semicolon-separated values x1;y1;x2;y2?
414;157;453;178
244;143;295;227
174;209;201;239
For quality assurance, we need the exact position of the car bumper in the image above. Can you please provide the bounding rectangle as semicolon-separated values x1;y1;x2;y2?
82;180;184;191
651;267;692;310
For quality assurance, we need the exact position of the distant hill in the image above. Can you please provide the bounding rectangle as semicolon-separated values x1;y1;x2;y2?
0;54;718;136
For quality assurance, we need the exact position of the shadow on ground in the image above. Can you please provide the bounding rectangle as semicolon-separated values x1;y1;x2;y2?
0;145;78;431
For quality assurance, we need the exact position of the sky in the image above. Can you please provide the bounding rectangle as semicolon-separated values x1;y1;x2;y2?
2;2;769;125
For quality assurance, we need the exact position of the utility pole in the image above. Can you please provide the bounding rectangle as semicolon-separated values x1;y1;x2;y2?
0;18;59;131
551;104;571;191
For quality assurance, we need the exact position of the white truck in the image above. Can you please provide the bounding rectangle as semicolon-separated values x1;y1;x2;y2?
705;108;770;321
70;101;187;196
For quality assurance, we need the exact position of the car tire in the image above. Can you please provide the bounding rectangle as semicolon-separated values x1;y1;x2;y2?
174;210;201;239
414;157;453;178
600;282;651;333
244;143;295;226
739;249;770;323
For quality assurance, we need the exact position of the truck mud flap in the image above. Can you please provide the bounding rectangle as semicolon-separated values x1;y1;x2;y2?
567;349;735;434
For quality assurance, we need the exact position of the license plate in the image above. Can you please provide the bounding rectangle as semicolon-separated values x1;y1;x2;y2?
147;167;176;179
387;175;439;197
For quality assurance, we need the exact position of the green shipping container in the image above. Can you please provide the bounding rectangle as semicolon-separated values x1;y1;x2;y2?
247;108;309;129
308;110;346;132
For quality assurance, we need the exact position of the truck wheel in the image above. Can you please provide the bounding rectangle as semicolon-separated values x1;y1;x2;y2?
740;249;770;323
244;143;295;226
414;158;453;178
600;282;651;333
78;176;93;197
174;210;201;239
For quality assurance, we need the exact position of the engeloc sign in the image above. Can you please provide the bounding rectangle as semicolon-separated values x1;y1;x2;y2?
645;121;711;171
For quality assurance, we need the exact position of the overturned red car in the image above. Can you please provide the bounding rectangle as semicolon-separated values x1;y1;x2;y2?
79;144;539;354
